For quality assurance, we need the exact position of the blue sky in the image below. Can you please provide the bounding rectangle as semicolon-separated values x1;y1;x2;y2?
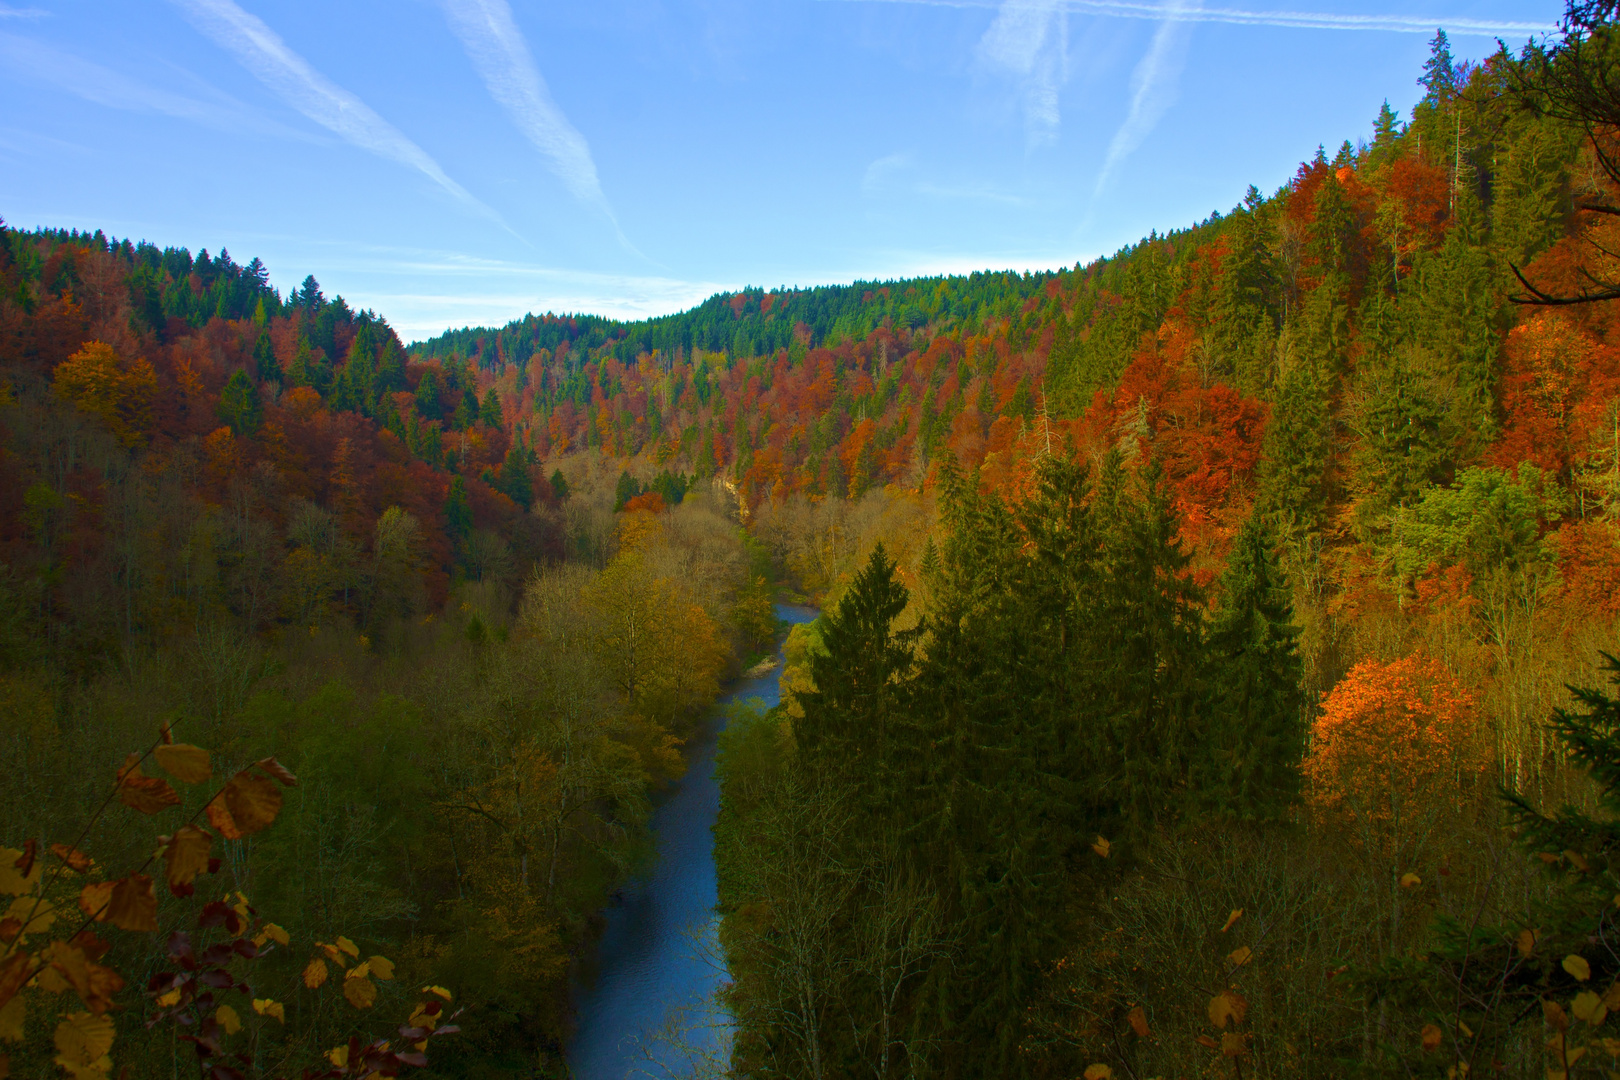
0;0;1558;341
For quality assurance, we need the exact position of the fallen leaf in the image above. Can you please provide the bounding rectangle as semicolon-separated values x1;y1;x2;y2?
1221;1030;1248;1058
1083;1066;1112;1080
1126;1005;1148;1038
303;959;328;989
1229;946;1253;968
1091;836;1111;858
1400;872;1422;889
1420;1023;1442;1052
1220;909;1243;934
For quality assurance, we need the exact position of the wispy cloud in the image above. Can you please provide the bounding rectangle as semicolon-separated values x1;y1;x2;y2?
439;0;611;215
977;0;1068;142
862;152;912;195
0;5;48;18
1091;0;1193;199
168;0;494;219
0;32;301;135
824;0;1553;38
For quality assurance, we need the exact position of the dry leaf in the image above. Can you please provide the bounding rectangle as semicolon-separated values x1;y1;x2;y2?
153;744;211;786
1400;872;1422;889
1126;1005;1148;1038
260;924;290;947
1420;1023;1442;1052
1220;909;1243;934
252;999;285;1023
1565;955;1593;982
1083;1066;1112;1080
1545;1000;1570;1031
1208;991;1247;1030
52;1012;114;1079
256;758;299;787
49;845;91;874
161;827;212;898
423;985;453;1001
0;849;41;897
104;877;157;933
1517;928;1538;957
6;896;53;938
303;958;328;989
115;756;179;816
0;994;22;1043
1229;946;1253;968
216;773;282;838
215;1004;241;1036
343;974;376;1009
1220;1031;1248;1058
1091;836;1111;858
336;936;359;958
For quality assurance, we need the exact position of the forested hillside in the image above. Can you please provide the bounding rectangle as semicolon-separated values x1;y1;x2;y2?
9;6;1620;1080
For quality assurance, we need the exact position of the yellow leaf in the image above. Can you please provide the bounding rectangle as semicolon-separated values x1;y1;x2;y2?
1091;836;1111;858
0;994;21;1043
1208;991;1247;1030
252;999;285;1024
1400;872;1422;889
0;851;41;897
53;1012;114;1079
349;960;371;980
1565;850;1591;873
1566;955;1593;982
1220;1031;1248;1058
1574;991;1605;1022
302;958;328;990
367;956;395;981
1220;909;1243;934
1421;1023;1443;1052
1518;929;1539;957
1604;982;1620;1011
336;936;359;958
5;896;54;937
1568;1045;1588;1065
325;1045;349;1068
215;1004;240;1036
343;975;376;1010
262;924;289;947
1083;1066;1112;1080
423;985;453;1001
154;989;182;1008
1228;946;1253;968
1125;1005;1148;1038
161;826;212;898
153;744;211;786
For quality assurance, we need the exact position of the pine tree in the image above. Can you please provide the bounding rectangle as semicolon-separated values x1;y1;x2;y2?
549;469;569;500
444;476;471;547
480;388;502;428
216;369;261;434
253;331;280;384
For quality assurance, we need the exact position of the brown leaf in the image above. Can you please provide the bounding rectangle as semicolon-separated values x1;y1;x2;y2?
153;744;211;786
217;773;281;838
44;941;124;1015
0;953;31;1014
0;920;18;945
0;992;21;1043
50;845;91;874
1545;999;1570;1031
116;756;179;816
302;958;328;989
1220;909;1243;934
1220;1031;1248;1058
104;876;157;933
5;896;54;937
1207;991;1248;1030
77;883;114;923
1420;1023;1442;1052
1228;946;1253;968
53;1011;114;1078
1126;1005;1149;1038
204;797;240;840
161;826;213;898
1082;1066;1112;1080
342;974;376;1010
12;844;35;880
1517;928;1539;957
1091;836;1111;858
1195;1035;1218;1050
0;849;41;897
255;758;299;787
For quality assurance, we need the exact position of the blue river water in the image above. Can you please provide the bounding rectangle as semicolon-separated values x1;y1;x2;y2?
568;603;818;1079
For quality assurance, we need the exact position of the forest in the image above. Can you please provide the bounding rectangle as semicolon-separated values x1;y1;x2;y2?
7;4;1620;1079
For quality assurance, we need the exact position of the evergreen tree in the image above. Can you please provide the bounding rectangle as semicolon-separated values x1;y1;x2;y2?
549;468;569;500
253;331;280;384
444;476;471;549
1202;512;1305;818
480;388;502;428
613;469;640;511
216;369;261;434
498;447;532;509
415;367;442;420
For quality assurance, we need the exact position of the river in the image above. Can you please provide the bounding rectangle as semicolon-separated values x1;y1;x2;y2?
568;602;819;1079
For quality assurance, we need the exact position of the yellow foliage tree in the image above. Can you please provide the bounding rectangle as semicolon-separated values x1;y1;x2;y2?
52;342;157;448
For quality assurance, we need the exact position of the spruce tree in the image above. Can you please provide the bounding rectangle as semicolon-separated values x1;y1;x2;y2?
1203;512;1305;818
253;331;280;384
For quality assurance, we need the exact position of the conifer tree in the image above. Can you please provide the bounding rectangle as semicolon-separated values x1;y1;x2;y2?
1203;512;1305;817
253;330;280;384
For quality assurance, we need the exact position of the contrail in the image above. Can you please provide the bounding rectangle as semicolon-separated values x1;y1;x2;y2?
439;0;608;211
1092;0;1193;199
825;0;1553;38
169;0;498;220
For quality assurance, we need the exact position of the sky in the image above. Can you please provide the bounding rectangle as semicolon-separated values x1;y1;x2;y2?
0;0;1562;342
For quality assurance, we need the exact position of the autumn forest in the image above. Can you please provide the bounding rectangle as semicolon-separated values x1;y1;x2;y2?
8;9;1620;1080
